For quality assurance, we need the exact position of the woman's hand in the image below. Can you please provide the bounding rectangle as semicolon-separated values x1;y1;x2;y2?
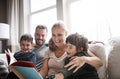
64;56;86;73
54;73;64;79
64;51;103;73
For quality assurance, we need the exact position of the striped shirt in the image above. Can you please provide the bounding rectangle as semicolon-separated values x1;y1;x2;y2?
33;44;48;71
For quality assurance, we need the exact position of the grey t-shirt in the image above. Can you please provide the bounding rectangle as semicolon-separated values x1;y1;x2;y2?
33;44;48;71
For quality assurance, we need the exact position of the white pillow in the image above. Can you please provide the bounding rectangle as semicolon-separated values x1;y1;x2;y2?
108;36;120;79
88;43;107;79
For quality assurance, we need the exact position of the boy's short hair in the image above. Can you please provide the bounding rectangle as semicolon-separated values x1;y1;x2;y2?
66;33;88;52
20;34;33;43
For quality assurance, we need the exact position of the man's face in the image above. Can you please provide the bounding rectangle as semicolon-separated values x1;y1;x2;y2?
34;28;47;46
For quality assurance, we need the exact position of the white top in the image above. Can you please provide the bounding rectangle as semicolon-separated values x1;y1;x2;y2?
44;49;67;76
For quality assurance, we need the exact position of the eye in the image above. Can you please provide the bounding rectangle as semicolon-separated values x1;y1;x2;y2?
65;45;68;48
58;34;62;36
69;45;73;49
52;33;55;37
42;35;45;37
66;45;73;49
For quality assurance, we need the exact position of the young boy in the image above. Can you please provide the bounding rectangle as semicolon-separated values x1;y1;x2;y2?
7;34;36;79
54;33;99;79
14;34;36;65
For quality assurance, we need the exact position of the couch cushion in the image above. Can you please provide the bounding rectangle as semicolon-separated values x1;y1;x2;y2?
108;36;120;79
88;43;107;79
0;54;8;65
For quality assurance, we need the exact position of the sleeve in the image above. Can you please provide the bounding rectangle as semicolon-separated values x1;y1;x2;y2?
31;52;36;65
13;52;17;59
44;49;51;59
58;58;73;79
59;67;73;79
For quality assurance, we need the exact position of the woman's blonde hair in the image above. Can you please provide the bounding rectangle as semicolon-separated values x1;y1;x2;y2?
51;20;68;33
49;20;68;51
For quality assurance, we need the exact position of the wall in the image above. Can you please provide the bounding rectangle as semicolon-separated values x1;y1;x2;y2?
0;0;7;23
0;0;8;53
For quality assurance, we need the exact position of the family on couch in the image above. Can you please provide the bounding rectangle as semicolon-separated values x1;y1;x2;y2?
1;20;104;79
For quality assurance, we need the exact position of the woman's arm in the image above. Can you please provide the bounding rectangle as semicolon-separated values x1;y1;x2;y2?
39;58;49;78
64;51;103;73
86;50;103;67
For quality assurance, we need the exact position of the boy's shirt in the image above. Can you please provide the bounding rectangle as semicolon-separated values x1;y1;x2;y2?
14;51;36;65
59;51;99;79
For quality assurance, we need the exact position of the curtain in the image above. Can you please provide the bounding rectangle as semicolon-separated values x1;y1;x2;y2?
7;0;30;52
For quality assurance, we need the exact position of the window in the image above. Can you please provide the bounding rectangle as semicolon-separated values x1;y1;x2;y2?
66;0;120;43
30;0;57;43
68;0;97;41
30;0;120;43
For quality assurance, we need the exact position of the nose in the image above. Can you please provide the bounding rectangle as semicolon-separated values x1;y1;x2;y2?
53;36;59;42
38;35;43;39
24;45;28;49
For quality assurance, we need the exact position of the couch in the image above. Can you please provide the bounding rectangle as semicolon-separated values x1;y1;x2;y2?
0;54;9;79
0;36;120;79
89;36;120;79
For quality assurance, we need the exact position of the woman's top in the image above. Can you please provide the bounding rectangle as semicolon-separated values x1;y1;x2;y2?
59;51;99;79
14;50;36;65
44;49;67;76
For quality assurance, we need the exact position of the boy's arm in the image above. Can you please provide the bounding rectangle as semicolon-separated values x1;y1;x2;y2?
55;58;73;79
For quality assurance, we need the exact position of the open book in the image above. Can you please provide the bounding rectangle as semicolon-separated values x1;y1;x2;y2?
8;61;43;79
5;49;16;65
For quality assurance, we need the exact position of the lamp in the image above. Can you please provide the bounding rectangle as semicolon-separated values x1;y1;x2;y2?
0;23;9;39
0;23;10;53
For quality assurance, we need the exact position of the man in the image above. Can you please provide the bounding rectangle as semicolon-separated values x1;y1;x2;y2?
33;25;48;71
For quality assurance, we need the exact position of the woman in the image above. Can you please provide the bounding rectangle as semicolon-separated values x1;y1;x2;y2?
39;20;68;78
39;20;102;78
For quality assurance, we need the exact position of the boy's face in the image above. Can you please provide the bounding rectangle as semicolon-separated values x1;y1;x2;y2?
65;43;77;58
20;40;32;53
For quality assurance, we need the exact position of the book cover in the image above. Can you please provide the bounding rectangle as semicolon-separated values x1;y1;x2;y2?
10;61;37;70
9;65;43;79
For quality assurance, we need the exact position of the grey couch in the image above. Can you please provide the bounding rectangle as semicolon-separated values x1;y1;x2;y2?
89;36;120;79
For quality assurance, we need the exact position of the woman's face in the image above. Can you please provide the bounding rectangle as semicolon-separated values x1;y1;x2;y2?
52;26;67;47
